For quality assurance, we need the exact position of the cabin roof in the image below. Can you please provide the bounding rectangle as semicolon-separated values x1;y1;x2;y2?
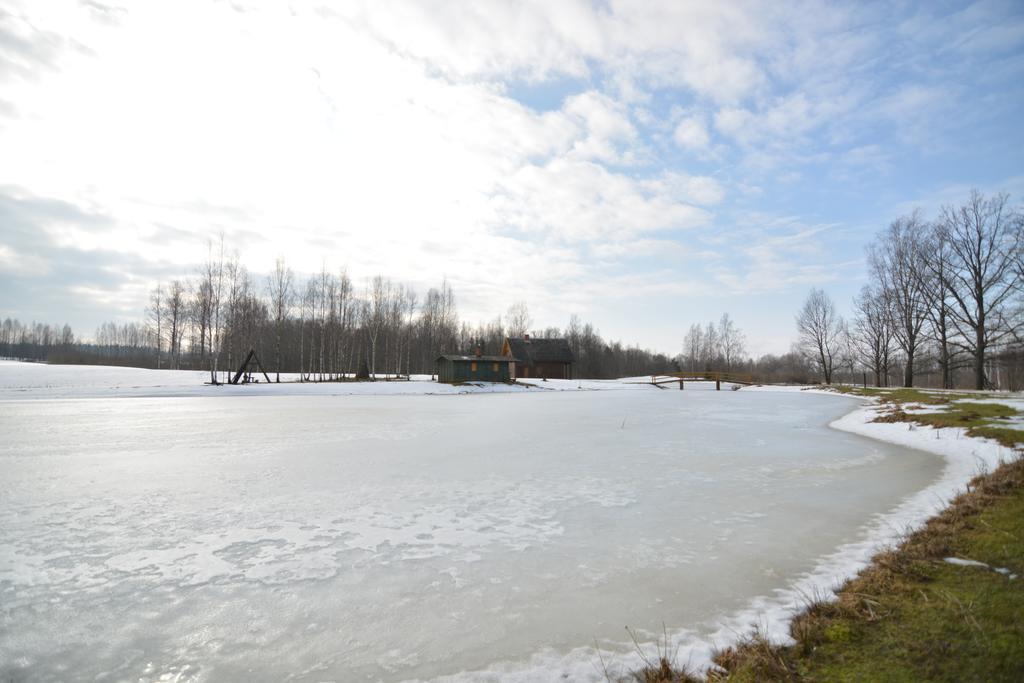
504;337;574;365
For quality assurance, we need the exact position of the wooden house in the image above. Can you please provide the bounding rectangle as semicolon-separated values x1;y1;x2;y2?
436;351;514;384
501;335;575;379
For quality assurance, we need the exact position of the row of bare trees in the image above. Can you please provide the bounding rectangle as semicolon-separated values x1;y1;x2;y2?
0;319;75;361
679;313;747;372
798;190;1024;389
139;246;462;381
55;240;669;380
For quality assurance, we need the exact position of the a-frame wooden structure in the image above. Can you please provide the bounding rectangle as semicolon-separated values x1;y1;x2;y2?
229;348;273;385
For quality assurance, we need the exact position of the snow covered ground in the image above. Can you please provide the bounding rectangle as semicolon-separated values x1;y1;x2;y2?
0;360;701;400
0;362;1010;681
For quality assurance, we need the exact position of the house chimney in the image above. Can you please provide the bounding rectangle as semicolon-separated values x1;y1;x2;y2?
524;333;530;341
475;346;482;357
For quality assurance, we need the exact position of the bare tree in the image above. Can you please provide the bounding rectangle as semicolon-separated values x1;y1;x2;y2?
682;323;702;372
221;254;247;378
718;313;746;370
401;285;417;377
164;280;186;370
701;321;718;369
147;283;163;369
192;275;214;363
938;190;1024;389
851;284;893;386
267;257;294;382
837;320;857;384
365;275;390;378
869;211;931;387
506;301;532;337
298;276;316;381
201;236;226;383
920;221;959;388
796;288;843;384
334;270;354;378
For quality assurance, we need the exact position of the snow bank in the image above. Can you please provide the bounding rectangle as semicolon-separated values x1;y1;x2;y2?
0;361;757;401
0;361;673;400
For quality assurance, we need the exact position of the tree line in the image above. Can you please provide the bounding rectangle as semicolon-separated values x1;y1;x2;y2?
796;190;1024;390
0;319;75;362
2;241;676;380
674;313;822;385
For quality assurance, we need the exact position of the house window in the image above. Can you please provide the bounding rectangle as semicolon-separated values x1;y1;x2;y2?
492;363;499;372
471;362;477;372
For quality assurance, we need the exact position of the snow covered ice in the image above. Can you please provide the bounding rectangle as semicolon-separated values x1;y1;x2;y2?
0;362;949;681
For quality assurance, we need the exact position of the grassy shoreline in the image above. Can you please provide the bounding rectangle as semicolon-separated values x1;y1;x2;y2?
632;386;1024;682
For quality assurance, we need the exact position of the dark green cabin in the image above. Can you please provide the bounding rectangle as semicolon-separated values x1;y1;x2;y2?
436;353;514;384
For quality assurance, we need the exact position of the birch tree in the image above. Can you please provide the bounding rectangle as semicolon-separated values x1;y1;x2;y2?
200;236;225;383
164;280;186;370
718;313;746;370
148;283;163;369
267;257;294;382
682;323;702;371
506;302;532;337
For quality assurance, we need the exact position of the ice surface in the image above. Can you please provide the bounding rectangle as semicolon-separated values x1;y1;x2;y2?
0;362;949;681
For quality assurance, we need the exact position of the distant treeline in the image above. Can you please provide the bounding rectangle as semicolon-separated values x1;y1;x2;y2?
0;320;76;362
2;310;825;384
1;263;681;380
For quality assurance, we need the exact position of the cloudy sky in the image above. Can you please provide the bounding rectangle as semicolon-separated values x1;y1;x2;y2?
1;0;1022;354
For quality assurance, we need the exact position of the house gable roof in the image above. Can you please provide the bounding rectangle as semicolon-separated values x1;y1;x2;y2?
503;337;574;365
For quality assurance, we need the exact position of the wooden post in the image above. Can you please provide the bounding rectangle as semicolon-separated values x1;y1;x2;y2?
716;379;720;391
679;379;684;390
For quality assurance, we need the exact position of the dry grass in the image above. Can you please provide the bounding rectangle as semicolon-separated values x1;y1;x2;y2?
708;629;796;681
604;626;702;683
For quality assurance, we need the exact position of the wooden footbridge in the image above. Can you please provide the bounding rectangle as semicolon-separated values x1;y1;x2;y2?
650;371;756;390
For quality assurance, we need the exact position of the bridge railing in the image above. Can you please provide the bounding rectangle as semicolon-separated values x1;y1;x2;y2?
652;371;757;385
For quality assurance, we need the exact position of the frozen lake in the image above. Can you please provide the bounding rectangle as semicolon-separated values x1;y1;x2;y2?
0;366;944;681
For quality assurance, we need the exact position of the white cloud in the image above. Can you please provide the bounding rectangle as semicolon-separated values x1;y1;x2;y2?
672;115;710;150
644;172;726;207
330;0;774;103
562;90;639;163
490;160;711;242
0;0;724;332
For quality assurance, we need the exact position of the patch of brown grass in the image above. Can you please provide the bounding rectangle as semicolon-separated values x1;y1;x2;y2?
709;629;796;682
870;408;911;423
627;657;702;683
617;626;702;683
